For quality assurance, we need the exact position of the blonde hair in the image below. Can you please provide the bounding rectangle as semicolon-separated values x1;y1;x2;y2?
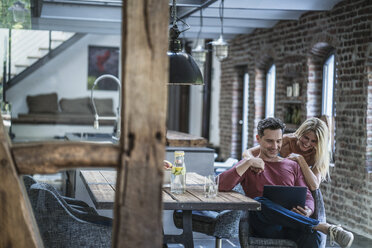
294;117;330;182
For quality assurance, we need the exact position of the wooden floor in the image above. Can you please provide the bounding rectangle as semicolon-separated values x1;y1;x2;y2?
167;233;372;248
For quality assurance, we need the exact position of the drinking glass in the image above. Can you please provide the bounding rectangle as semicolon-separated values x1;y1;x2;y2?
204;175;219;198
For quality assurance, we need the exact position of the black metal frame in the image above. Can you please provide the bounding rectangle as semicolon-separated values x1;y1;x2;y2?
164;210;194;248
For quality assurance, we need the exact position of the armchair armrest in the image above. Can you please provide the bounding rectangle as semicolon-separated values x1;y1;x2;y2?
238;210;250;248
62;196;98;214
214;210;242;238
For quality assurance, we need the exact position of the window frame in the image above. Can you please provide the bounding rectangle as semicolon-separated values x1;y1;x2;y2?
321;53;336;117
265;64;276;118
321;52;336;162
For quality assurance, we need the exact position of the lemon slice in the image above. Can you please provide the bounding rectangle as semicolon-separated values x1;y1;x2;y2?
172;167;184;175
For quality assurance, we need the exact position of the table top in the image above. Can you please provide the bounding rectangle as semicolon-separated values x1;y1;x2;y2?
80;170;261;211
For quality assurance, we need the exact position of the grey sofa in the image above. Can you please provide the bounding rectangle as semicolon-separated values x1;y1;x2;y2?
13;92;115;125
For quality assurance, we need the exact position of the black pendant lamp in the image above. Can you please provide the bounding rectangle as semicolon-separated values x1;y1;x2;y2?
168;0;203;85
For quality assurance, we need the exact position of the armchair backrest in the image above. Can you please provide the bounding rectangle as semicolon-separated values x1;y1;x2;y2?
28;185;112;248
239;188;327;248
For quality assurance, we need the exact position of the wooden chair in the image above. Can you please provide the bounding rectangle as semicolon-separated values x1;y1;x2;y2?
239;189;327;248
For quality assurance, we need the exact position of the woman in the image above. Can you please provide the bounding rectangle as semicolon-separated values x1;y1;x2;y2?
243;117;330;191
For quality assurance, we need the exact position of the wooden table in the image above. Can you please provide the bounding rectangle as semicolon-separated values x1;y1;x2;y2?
80;170;261;248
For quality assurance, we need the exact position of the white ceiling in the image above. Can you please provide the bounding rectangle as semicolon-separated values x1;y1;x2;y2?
32;0;343;39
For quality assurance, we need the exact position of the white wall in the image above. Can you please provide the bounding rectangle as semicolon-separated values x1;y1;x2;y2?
209;55;220;146
188;82;203;137
7;33;121;116
0;29;9;84
188;49;221;146
187;39;204;137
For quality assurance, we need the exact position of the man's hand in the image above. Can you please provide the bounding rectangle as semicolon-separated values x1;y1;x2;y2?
247;157;265;174
236;157;265;176
291;206;312;217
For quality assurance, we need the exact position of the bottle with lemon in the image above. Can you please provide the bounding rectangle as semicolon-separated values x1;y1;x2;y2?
171;151;186;194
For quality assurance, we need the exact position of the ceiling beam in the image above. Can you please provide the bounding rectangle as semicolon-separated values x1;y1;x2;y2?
207;0;342;11
185;16;277;28
32;17;121;34
199;8;305;20
177;0;218;20
41;2;121;22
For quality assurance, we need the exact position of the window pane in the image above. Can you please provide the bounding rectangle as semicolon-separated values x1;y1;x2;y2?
265;64;276;118
322;54;335;159
242;72;249;155
322;55;334;116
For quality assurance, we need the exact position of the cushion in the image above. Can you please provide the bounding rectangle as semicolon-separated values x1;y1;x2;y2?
93;98;115;116
59;97;93;114
26;93;59;114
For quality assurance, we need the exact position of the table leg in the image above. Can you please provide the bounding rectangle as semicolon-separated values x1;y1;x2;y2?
163;210;194;248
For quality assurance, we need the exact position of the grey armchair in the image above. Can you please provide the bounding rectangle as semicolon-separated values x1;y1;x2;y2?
28;184;112;248
23;175;112;226
23;175;98;215
239;189;326;248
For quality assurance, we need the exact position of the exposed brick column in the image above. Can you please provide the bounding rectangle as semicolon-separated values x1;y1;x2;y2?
306;57;323;117
253;68;265;146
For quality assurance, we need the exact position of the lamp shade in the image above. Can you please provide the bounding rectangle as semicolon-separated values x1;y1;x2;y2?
211;35;228;61
168;51;203;85
192;44;207;65
8;1;27;23
168;26;203;85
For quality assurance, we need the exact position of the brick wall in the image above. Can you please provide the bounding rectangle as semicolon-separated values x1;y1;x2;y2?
218;0;372;237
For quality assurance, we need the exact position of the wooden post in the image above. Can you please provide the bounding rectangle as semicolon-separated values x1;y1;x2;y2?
113;0;169;247
0;114;42;247
1;0;168;246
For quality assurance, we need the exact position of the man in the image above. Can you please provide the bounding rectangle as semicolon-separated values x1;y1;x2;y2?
219;117;353;248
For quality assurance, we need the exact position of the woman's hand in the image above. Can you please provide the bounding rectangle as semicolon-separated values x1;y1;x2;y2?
287;153;303;162
291;206;312;217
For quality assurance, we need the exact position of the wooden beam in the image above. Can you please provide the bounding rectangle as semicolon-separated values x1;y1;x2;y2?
0;114;43;247
113;0;169;247
12;142;120;174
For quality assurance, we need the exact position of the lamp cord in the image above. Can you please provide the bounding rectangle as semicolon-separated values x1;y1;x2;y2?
194;9;203;49
171;0;190;34
172;0;177;26
220;0;224;37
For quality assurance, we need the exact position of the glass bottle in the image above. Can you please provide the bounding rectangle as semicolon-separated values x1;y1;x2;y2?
171;151;186;194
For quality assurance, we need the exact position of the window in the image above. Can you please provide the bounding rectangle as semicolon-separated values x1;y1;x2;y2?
241;72;249;155
265;64;276;118
322;54;336;157
322;54;335;116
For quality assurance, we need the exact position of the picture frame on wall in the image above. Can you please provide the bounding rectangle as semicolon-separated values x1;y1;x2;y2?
87;45;119;91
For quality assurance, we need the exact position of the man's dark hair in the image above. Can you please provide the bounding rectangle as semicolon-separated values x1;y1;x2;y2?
257;117;286;137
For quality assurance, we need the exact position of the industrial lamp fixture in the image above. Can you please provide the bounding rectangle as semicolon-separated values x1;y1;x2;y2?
191;9;207;65
210;0;228;61
168;0;203;85
8;1;28;23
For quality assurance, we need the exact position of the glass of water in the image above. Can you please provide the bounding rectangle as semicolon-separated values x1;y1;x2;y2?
204;175;219;198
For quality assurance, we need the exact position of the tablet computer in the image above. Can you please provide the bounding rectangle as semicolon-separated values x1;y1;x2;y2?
263;185;307;209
